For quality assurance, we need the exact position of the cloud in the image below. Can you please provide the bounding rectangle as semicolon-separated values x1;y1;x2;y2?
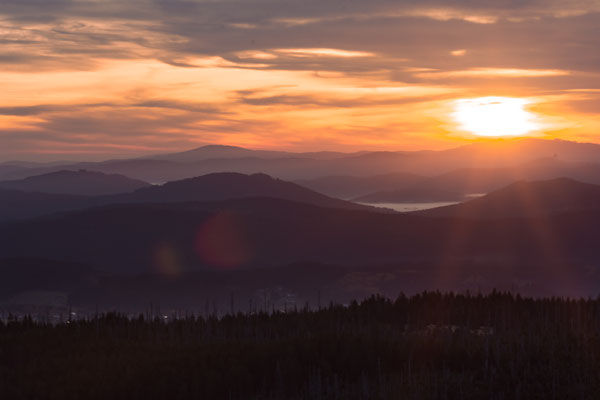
0;105;64;116
1;1;599;76
274;48;375;58
238;92;456;108
414;68;572;79
0;0;599;159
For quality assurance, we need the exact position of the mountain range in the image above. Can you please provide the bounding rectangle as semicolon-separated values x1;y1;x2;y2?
298;157;600;202
2;180;599;274
0;171;384;222
3;138;600;307
2;138;600;183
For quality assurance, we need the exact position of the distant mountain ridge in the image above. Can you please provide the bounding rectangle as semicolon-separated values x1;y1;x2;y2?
149;145;296;162
2;138;600;183
149;144;362;163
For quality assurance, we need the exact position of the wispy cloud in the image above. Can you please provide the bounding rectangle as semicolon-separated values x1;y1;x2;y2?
274;48;375;58
415;68;572;79
450;49;467;57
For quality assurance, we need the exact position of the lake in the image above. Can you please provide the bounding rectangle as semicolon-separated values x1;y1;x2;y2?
359;201;460;212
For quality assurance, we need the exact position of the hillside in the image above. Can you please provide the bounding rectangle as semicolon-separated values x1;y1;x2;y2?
350;158;600;204
415;178;600;219
413;158;600;195
0;173;383;222
0;170;150;196
1;196;598;274
353;185;466;203
0;258;94;302
294;172;425;199
110;172;382;212
0;189;93;221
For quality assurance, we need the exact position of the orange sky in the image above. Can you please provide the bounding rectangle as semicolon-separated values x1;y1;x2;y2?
1;1;599;160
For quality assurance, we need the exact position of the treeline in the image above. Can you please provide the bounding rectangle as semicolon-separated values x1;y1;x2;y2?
2;291;600;399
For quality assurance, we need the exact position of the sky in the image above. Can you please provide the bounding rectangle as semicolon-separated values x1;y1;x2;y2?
1;0;600;161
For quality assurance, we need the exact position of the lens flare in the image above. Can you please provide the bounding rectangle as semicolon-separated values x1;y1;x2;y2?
154;242;183;277
195;211;253;269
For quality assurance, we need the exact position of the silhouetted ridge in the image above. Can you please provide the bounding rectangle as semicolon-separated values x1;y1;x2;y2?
150;145;298;163
0;172;385;221
3;138;600;182
2;196;600;275
0;169;150;196
295;172;425;199
120;172;382;212
415;178;600;219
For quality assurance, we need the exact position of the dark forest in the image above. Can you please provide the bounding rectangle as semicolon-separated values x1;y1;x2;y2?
3;292;600;399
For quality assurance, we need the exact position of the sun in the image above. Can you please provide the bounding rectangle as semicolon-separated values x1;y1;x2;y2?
453;97;540;137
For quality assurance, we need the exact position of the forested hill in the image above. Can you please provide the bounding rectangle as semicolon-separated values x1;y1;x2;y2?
3;292;600;399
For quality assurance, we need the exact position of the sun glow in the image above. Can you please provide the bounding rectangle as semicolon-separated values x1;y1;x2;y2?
453;97;540;137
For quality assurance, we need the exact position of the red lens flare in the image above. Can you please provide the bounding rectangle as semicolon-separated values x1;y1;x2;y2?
195;210;253;269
